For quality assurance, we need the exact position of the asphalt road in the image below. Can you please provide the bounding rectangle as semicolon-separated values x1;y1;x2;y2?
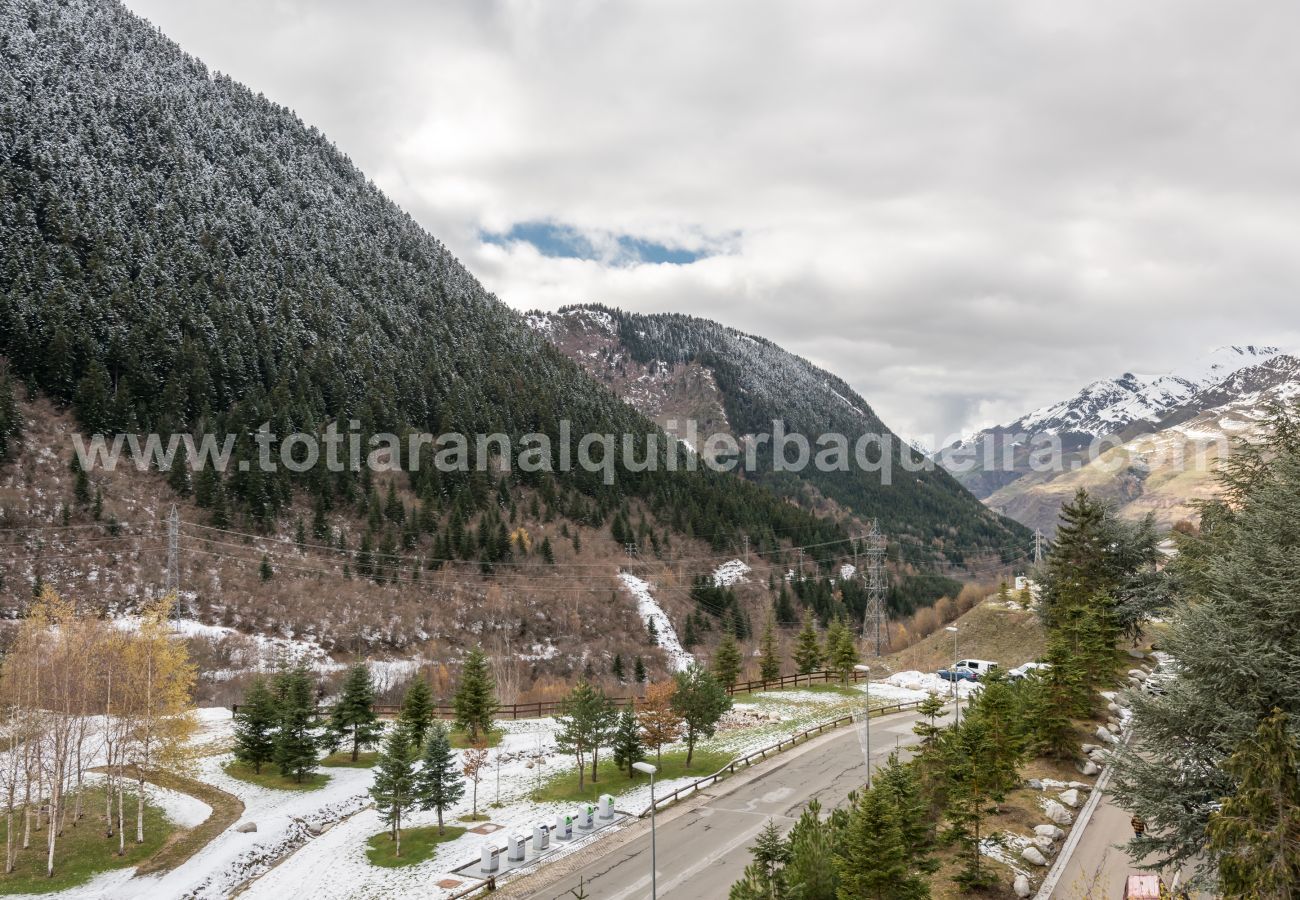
519;705;952;900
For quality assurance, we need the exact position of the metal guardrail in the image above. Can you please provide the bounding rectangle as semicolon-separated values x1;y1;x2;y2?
636;699;925;816
438;697;926;897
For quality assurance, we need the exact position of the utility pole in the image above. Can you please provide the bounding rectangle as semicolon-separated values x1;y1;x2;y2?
862;521;889;657
742;534;749;565
624;542;638;560
1033;528;1044;566
166;504;181;616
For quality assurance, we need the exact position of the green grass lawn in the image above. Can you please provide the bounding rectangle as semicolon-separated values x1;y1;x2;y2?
365;825;467;867
0;787;173;895
321;751;379;768
222;760;330;791
448;727;503;749
532;748;734;804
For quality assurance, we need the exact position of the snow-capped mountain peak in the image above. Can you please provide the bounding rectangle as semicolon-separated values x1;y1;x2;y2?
998;345;1290;440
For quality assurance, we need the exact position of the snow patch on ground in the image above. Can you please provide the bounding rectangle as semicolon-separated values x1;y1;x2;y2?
618;572;694;672
884;670;982;698
712;559;751;587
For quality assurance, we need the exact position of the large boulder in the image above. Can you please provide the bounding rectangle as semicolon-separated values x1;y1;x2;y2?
1033;836;1056;854
1107;722;1122;734
1044;800;1074;826
1014;874;1033;897
1035;824;1065;841
1059;789;1081;809
234;821;257;833
1126;649;1147;659
1026;778;1044;791
1021;845;1049;867
1107;702;1122;715
1077;760;1101;777
1128;669;1148;680
1081;743;1099;754
1096;726;1118;745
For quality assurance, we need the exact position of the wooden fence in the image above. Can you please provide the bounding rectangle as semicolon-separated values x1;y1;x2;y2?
231;668;870;719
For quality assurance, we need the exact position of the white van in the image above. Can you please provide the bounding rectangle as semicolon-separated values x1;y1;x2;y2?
954;659;999;679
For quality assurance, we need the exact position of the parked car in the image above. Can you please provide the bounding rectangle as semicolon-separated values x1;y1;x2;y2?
937;666;978;682
1008;661;1051;681
954;659;1000;680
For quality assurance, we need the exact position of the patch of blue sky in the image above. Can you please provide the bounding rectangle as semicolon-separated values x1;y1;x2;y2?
481;220;714;266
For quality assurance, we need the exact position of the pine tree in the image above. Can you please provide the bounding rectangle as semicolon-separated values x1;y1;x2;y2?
611;703;646;778
233;676;277;775
167;442;192;496
712;633;743;687
259;554;273;582
1205;708;1300;897
774;584;797;626
647;617;659;645
554;681;616;791
672;665;732;767
453;646;498;744
398;678;436;749
729;819;790;900
415;722;464;834
370;726;417;855
758;618;782;683
782;800;839;900
830;627;858;684
793;611;823;675
273;665;323;783
834;785;930;900
911;693;947;750
941;718;999;891
633;656;647;684
540;535;555;564
822;619;846;675
682;614;699;648
611;653;625;681
874;752;938;875
328;663;383;761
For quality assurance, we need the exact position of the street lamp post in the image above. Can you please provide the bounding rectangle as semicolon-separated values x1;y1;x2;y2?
633;761;658;899
946;625;960;727
854;664;872;785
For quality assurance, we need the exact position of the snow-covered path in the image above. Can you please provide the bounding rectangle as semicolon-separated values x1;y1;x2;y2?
618;572;694;671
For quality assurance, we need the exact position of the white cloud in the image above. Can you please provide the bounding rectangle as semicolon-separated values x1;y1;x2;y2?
122;0;1300;441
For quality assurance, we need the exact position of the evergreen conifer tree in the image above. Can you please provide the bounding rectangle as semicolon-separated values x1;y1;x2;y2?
273;665;323;783
1205;708;1300;897
453;646;498;744
834;785;930;900
328;663;383;761
672;665;732;767
611;703;646;778
233;676;277;774
712;633;743;687
415;722;464;835
398;678;436;749
370;726;417;855
793;611;823;676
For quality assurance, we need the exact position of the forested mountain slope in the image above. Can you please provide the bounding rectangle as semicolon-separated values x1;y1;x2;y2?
0;0;1015;690
0;0;844;557
529;306;1029;567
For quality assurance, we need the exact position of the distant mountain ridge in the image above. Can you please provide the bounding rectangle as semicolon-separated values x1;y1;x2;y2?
529;305;1030;567
943;345;1300;532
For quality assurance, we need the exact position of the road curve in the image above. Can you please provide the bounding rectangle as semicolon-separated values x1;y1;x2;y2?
508;705;952;900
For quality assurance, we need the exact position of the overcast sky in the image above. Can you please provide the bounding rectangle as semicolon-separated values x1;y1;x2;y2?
123;0;1300;444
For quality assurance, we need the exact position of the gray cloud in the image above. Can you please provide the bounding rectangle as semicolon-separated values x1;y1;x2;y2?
122;0;1300;441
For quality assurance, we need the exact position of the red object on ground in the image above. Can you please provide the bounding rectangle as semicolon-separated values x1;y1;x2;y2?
1123;874;1163;899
